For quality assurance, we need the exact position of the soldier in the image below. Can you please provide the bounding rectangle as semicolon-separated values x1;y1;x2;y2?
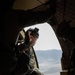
15;28;44;75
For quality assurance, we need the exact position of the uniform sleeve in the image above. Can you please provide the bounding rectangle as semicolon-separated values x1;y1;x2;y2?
15;52;30;74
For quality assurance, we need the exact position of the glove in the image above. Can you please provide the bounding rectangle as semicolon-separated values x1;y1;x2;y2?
30;68;44;75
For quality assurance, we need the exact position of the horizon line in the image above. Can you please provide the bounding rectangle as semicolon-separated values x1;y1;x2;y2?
35;49;62;51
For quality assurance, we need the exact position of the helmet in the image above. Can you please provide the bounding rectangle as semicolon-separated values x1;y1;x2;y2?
26;28;39;38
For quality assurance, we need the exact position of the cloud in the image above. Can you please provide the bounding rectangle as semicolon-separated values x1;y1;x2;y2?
39;61;61;75
35;50;62;75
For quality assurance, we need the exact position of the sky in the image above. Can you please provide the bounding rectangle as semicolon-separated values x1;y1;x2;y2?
24;23;61;50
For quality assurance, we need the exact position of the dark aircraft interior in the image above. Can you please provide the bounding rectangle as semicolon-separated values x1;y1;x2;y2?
0;0;75;75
